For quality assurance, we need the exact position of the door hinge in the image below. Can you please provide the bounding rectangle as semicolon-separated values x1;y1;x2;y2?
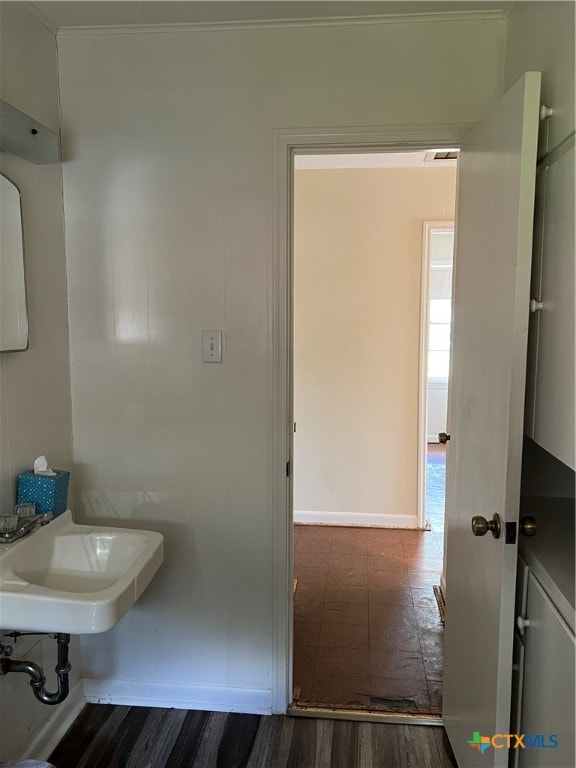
286;460;291;478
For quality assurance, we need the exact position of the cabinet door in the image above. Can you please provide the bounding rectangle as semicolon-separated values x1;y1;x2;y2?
515;555;529;621
531;140;575;469
510;632;526;768
519;573;575;767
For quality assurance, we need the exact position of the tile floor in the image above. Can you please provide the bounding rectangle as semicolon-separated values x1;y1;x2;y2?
292;447;445;714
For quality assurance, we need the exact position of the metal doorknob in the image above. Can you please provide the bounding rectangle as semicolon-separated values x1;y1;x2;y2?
471;513;501;539
438;432;451;444
519;516;537;537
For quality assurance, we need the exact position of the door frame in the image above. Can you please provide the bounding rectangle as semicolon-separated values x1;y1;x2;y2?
417;220;455;530
270;124;470;713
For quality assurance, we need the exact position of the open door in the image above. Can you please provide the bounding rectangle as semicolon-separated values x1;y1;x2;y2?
442;72;541;767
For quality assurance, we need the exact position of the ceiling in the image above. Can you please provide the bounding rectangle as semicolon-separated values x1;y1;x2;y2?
30;1;512;30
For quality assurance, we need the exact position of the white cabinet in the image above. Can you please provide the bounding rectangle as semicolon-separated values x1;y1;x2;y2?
525;139;575;469
514;510;575;768
517;573;575;767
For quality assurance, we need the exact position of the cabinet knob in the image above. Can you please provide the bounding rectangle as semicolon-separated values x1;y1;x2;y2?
530;299;544;313
517;616;531;635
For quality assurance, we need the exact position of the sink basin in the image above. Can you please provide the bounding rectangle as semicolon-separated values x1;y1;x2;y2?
0;511;163;634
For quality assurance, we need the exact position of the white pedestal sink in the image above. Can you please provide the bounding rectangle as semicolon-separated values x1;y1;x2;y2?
0;511;163;634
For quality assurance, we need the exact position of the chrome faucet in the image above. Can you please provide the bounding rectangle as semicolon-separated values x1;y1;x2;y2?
0;511;53;544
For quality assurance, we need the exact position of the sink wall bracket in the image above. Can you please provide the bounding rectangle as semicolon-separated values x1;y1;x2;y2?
0;632;71;705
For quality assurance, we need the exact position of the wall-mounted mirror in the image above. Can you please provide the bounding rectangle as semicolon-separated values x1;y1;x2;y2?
0;172;28;351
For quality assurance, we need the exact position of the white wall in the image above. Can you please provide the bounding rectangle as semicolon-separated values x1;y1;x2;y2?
0;4;79;760
293;167;456;527
505;1;574;160
57;15;505;711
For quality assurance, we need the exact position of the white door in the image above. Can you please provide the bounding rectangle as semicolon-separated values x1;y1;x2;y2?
442;72;541;768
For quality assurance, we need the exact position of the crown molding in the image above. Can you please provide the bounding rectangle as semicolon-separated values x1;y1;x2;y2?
24;1;59;36
54;9;505;37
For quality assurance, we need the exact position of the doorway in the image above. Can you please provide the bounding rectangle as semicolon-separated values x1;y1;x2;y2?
419;221;454;547
290;150;457;716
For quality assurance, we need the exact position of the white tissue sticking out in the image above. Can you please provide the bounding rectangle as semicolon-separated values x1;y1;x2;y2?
33;455;57;476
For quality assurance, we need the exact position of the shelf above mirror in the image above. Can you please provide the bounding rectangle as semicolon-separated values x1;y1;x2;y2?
0;99;60;165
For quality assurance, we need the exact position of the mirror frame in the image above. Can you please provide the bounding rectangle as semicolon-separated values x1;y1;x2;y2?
0;171;29;352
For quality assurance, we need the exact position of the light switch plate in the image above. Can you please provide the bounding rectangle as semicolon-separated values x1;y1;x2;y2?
202;330;222;363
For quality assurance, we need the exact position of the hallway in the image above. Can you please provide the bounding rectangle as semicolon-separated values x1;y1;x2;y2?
292;448;445;713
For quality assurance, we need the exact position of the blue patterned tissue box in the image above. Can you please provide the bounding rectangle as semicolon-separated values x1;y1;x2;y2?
17;470;70;516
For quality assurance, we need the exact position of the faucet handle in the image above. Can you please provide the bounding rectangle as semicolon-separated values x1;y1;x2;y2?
15;502;37;519
0;643;13;657
0;512;19;534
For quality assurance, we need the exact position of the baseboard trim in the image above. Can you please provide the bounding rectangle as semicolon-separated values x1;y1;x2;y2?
83;679;272;715
22;680;86;761
294;510;419;528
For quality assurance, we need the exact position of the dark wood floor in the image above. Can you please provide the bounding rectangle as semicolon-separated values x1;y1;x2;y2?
48;705;457;768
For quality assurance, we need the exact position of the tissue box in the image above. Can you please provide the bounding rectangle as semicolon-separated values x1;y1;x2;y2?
17;470;70;517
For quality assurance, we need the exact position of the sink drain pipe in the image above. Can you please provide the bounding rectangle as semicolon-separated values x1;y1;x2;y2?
0;633;71;705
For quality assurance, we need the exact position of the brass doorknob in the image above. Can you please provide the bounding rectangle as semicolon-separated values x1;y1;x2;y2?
519;516;537;537
438;432;451;444
472;513;501;539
